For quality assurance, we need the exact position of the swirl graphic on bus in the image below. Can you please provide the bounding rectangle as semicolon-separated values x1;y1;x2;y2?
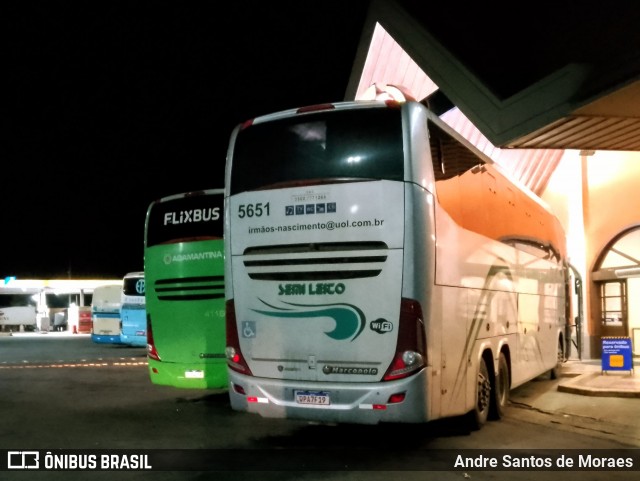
252;299;366;341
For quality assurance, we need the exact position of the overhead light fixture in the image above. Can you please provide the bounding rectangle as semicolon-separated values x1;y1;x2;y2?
614;267;640;278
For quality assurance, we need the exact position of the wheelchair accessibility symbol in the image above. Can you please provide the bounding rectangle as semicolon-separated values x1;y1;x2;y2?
242;321;256;338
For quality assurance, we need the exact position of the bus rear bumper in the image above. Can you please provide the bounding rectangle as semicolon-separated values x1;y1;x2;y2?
227;368;432;425
91;334;123;344
148;358;228;390
119;334;147;347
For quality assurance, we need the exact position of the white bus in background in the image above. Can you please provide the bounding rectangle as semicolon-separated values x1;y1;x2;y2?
91;283;123;344
223;100;569;429
0;305;37;331
119;271;146;347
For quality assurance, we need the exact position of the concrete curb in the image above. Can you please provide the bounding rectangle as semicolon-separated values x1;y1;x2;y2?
558;370;640;398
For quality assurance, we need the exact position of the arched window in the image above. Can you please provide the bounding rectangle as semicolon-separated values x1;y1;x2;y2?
592;226;640;349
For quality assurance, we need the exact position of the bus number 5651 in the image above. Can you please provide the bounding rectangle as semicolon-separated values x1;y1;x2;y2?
238;202;270;218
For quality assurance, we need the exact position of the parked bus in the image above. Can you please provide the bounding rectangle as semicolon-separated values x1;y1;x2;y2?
144;189;227;389
223;100;569;428
119;271;147;347
0;294;36;332
91;284;123;344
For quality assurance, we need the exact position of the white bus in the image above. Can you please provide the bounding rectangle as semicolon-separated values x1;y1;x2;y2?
0;305;37;331
223;100;568;428
91;284;123;344
120;271;146;347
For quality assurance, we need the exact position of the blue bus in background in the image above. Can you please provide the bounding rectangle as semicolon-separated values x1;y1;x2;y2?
120;271;147;347
91;283;123;344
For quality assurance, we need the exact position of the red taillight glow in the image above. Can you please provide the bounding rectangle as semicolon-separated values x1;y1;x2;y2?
146;315;161;361
296;103;335;114
388;392;406;404
225;300;253;375
383;298;426;381
240;119;254;130
384;100;403;109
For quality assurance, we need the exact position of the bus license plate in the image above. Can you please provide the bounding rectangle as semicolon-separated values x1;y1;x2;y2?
295;390;330;405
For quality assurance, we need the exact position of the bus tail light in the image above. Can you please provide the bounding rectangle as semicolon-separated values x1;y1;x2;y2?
387;392;406;404
365;392;406;411
225;300;253;375
232;383;246;395
383;298;426;381
146;315;161;361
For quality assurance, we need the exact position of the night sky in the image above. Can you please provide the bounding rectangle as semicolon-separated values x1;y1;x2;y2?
5;1;369;279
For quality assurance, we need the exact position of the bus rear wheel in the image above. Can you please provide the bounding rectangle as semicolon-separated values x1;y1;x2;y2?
469;356;491;430
489;352;509;420
550;338;564;380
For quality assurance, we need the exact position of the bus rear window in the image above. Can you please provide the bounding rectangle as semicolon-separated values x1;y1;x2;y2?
123;276;145;297
230;108;404;195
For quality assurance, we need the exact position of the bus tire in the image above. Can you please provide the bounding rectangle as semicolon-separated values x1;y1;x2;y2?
468;356;491;430
549;338;564;380
489;352;509;420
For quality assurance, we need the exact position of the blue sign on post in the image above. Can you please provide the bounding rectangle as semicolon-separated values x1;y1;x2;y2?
601;337;633;372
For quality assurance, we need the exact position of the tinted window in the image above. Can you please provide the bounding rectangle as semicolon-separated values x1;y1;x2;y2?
123;276;145;297
231;107;404;195
0;294;36;308
428;120;482;180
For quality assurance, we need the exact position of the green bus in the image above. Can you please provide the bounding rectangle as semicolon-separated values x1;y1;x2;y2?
144;189;227;389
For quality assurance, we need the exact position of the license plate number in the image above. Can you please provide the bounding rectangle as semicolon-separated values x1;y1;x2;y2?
295;390;330;405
